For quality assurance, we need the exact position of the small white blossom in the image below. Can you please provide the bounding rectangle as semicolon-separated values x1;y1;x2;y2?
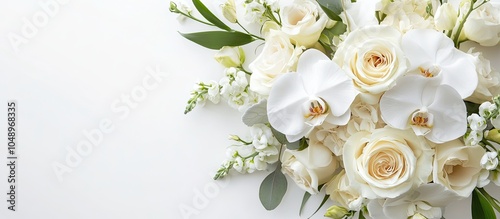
479;101;496;118
206;81;221;104
250;124;280;150
481;151;499;170
468;113;487;131
465;130;483;146
243;1;266;23
477;169;491;188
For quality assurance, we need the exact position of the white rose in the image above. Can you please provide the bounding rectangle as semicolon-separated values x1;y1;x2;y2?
325;170;363;211
434;3;458;31
281;142;338;194
480;151;499;170
279;0;328;48
433;139;486;197
463;2;500;46
333;25;408;95
343;127;433;199
249;30;303;96
367;183;460;219
341;0;379;31
465;48;500;103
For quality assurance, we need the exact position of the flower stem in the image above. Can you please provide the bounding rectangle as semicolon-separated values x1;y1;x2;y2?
237;22;265;41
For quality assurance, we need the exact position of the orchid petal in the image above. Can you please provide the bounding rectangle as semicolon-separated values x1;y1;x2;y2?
380;76;428;129
268;73;309;136
316;64;359;116
438;52;478;98
297;49;331;94
426;85;467;143
402;29;454;71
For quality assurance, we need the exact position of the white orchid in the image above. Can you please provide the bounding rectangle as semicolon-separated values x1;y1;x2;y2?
380;75;467;143
267;49;358;142
401;29;478;98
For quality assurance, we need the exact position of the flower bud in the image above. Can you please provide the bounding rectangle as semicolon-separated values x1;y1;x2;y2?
222;0;237;23
169;1;178;13
214;46;245;68
324;206;350;219
486;129;500;144
411;213;428;219
434;3;458;31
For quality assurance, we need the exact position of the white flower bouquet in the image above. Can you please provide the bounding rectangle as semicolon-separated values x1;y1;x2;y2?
171;0;500;218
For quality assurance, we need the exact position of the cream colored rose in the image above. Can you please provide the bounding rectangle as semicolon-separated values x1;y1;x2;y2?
465;48;500;104
279;0;328;48
463;2;500;46
433;139;486;197
281;142;338;194
249;30;303;96
434;3;458;31
333;25;408;94
343;127;433;199
325;170;363;211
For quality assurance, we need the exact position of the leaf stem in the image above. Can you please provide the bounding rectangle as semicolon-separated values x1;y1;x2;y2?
237;22;265;41
179;11;215;26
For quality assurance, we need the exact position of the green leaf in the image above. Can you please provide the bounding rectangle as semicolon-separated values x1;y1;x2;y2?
309;194;330;219
358;210;366;219
192;0;231;31
287;138;309;151
259;164;288;210
472;189;497;219
317;0;343;21
299;192;312;216
330;21;347;36
271;126;289;144
465;101;480;115
180;31;255;50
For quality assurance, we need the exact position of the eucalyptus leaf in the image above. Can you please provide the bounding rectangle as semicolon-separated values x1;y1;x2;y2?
317;0;343;21
192;0;231;31
299;192;312;216
271;126;289;144
472;189;496;219
287;138;309;151
259;164;288;210
179;31;255;50
242;100;268;126
358;210;366;219
309;194;330;219
330;21;347;36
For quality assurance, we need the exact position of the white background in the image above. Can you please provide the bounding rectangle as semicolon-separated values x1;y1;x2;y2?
0;0;500;218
